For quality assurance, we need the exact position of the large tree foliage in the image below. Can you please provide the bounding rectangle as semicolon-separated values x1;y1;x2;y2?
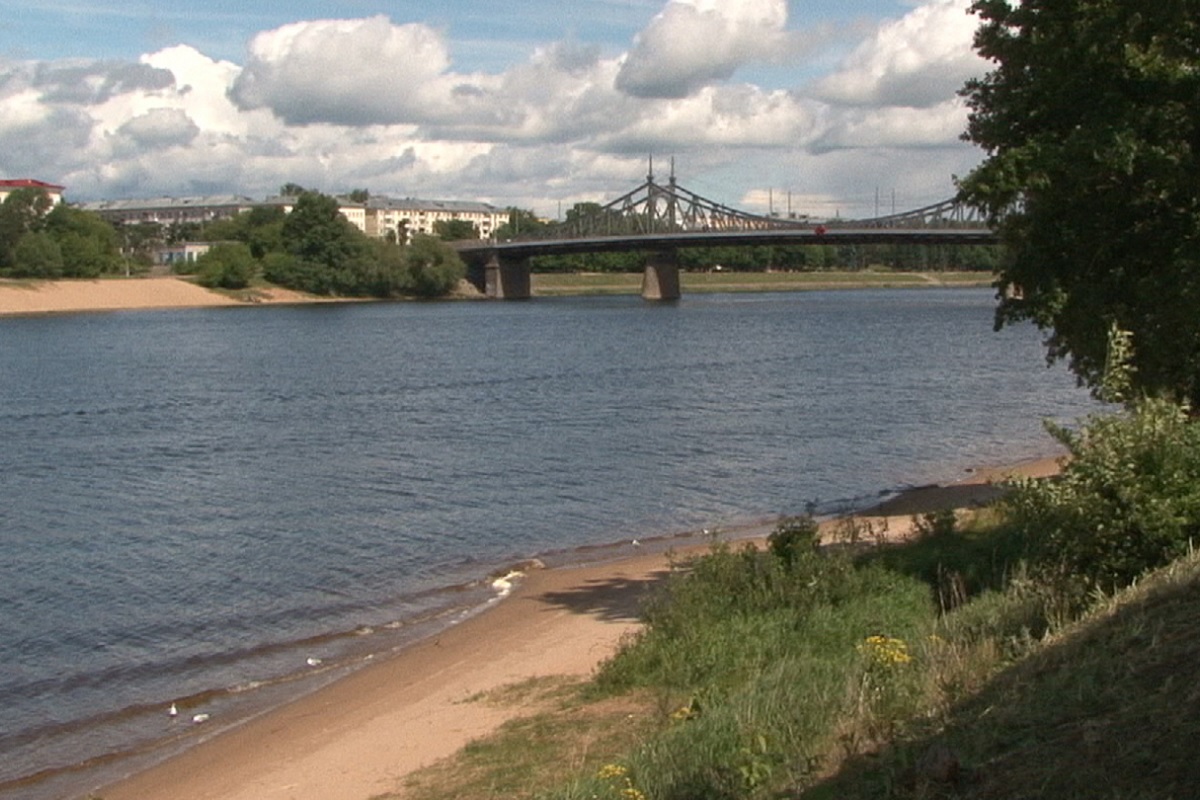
43;204;123;277
403;234;466;296
432;218;478;241
494;207;547;240
282;191;374;268
0;188;53;269
0;190;122;278
195;242;257;289
959;0;1200;403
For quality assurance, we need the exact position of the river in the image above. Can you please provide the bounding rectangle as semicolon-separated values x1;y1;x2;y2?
0;288;1098;799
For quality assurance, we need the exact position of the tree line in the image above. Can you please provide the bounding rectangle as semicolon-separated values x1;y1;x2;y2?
183;190;465;298
0;187;467;299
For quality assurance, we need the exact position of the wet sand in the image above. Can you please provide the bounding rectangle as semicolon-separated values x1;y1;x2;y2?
95;457;1060;800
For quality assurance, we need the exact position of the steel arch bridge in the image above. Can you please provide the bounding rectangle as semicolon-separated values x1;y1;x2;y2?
546;162;985;238
454;164;994;300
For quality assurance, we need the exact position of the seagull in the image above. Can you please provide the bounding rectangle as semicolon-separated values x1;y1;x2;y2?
631;539;641;547
306;657;322;667
192;713;210;724
168;703;178;718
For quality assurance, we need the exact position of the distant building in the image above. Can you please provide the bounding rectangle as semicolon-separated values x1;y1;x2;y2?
0;178;65;206
80;195;259;227
365;196;503;242
155;242;213;267
77;191;503;242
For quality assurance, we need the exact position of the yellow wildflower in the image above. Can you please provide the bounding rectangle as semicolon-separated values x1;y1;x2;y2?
596;763;627;780
858;634;912;666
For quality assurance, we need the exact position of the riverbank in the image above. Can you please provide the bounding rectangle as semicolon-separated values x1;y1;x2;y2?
533;269;993;296
94;456;1058;800
0;272;992;317
0;276;351;316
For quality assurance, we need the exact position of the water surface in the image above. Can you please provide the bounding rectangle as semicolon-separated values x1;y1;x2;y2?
0;289;1098;798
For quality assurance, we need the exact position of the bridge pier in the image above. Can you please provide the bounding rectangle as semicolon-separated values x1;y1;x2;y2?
484;253;531;300
642;250;681;301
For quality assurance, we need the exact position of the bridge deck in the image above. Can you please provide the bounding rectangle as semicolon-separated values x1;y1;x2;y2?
454;227;996;260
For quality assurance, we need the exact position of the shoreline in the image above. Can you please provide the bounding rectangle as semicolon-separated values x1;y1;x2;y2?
0;276;355;316
90;455;1060;800
0;273;992;318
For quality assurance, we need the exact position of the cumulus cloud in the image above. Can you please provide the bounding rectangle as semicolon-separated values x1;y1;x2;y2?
810;0;984;108
813;98;971;152
228;16;508;127
114;108;199;149
0;0;987;218
30;60;175;104
596;84;814;154
616;0;798;98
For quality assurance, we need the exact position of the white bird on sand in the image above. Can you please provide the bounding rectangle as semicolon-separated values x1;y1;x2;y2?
631;539;641;547
191;713;210;724
168;702;178;718
306;657;322;667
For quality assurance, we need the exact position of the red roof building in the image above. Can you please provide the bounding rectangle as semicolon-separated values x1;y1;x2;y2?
0;179;66;206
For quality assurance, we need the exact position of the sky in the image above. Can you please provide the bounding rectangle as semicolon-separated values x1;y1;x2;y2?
0;0;993;219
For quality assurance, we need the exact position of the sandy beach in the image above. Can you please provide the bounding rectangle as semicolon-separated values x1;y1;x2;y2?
94;458;1058;800
0;276;357;317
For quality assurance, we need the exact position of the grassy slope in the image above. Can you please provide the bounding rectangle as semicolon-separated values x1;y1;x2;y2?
397;530;1200;800
811;547;1200;799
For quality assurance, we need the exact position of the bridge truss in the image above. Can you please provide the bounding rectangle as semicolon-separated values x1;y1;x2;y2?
548;161;984;239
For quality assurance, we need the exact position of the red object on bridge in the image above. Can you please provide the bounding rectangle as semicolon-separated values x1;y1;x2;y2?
814;225;828;235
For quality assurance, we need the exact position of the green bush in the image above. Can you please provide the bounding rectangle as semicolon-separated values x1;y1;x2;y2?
1005;397;1200;592
10;231;64;278
195;242;257;289
403;234;465;297
767;515;820;568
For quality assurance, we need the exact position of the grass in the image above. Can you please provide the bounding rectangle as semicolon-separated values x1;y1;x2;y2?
394;504;1200;800
809;545;1200;799
397;678;661;800
529;270;992;296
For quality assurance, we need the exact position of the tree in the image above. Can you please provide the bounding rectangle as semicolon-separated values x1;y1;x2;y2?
432;218;478;241
0;187;53;268
282;191;372;268
10;231;64;277
959;0;1200;403
43;205;122;277
403;234;466;296
195;242;257;289
494;207;546;240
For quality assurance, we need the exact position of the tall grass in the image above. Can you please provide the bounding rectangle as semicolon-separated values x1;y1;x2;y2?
542;525;943;799
400;393;1200;800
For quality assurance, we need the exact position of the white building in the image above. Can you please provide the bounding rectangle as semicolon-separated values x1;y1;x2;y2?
0;178;65;206
365;197;504;242
78;191;503;242
155;242;213;267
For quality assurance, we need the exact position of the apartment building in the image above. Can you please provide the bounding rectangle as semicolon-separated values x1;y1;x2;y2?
78;191;502;242
365;197;504;242
80;195;260;227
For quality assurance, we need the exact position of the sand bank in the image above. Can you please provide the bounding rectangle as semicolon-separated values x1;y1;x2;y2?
0;277;351;317
95;457;1060;800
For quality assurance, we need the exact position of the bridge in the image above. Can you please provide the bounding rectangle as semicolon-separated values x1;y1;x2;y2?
454;164;994;300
